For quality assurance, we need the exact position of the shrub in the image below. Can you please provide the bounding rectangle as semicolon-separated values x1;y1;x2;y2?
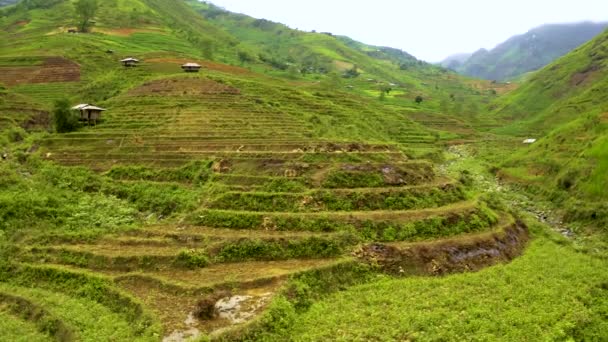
558;170;578;190
174;249;209;269
52;99;79;133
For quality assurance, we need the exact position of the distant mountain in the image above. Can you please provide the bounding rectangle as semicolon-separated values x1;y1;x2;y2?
439;53;472;70
335;36;424;69
0;0;18;7
448;22;608;81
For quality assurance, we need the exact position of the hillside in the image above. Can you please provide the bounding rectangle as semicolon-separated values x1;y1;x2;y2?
0;0;606;341
448;22;608;81
0;0;507;339
186;0;492;119
481;28;608;231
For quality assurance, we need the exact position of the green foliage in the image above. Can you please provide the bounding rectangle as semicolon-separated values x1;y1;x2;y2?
0;264;161;339
0;311;52;342
74;0;97;32
214;235;355;262
210;185;466;212
342;65;360;78
103;181;198;217
257;234;608;340
322;171;385;188
51;99;78;134
0;161;136;236
0;292;73;341
190;206;497;242
174;249;210;269
106;161;213;185
258;296;296;334
284;262;375;311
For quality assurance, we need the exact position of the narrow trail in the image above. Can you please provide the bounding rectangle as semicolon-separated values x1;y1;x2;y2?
441;145;575;238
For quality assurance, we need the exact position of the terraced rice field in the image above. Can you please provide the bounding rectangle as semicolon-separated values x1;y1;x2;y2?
0;56;80;86
3;67;528;340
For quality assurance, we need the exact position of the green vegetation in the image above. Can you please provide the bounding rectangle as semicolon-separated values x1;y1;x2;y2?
0;0;606;340
52;98;78;133
482;29;608;237
74;0;98;32
252;224;608;341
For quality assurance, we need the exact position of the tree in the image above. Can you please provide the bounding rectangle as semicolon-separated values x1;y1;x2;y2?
237;51;254;65
53;99;79;133
322;72;342;90
415;96;424;104
379;85;392;95
343;65;360;78
74;0;98;32
378;85;392;101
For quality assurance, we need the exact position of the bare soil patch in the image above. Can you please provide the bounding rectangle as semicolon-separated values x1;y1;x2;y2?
0;57;80;86
147;58;252;75
570;64;601;86
127;78;240;96
355;220;529;275
94;28;166;36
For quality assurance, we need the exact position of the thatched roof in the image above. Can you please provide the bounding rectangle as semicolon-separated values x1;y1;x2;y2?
182;62;201;68
72;104;106;111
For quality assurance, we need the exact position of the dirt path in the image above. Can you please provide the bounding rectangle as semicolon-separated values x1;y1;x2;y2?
441;145;574;238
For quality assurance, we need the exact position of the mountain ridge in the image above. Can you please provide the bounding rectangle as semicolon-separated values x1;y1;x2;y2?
442;21;608;81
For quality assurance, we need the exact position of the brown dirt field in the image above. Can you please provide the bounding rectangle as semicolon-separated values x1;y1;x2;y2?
127;77;240;96
355;219;529;276
147;58;252;76
600;112;608;123
0;57;80;86
333;60;355;72
94;28;166;36
570;64;601;86
467;80;518;95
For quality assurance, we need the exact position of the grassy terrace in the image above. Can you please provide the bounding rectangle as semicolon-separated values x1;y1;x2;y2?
1;0;606;340
0;53;532;339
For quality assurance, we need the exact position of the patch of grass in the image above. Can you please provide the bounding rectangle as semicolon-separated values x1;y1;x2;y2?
190;204;498;242
0;264;161;339
208;184;467;212
254;227;608;341
0;311;53;342
214;234;357;262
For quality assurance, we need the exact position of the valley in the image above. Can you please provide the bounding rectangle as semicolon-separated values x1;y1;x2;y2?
0;0;606;341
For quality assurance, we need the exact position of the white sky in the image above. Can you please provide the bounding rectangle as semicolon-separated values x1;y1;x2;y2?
207;0;608;62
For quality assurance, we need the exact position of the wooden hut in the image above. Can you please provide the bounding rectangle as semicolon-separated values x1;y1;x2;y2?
72;104;106;125
181;62;202;73
121;57;140;67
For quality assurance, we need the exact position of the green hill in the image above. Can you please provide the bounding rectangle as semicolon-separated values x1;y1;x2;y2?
483;28;608;230
0;0;606;341
448;22;607;81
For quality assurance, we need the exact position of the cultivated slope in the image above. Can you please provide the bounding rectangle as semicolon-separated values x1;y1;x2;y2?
488;28;608;229
0;0;524;340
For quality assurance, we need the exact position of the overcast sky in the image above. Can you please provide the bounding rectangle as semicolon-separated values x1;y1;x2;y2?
207;0;608;62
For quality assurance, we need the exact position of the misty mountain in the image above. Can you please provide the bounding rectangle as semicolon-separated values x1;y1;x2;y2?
439;53;472;69
446;21;608;81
